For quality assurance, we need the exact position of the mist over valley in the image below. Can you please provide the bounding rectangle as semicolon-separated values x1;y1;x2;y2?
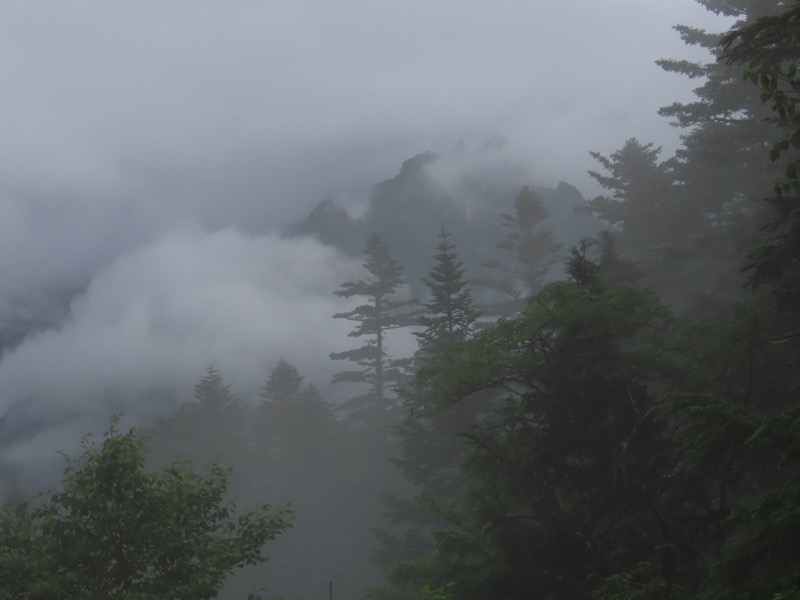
2;2;799;600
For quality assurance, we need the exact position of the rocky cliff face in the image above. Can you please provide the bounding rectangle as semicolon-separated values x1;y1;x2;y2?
290;198;368;256
289;149;604;290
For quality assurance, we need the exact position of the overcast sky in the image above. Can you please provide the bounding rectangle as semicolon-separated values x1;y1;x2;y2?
0;0;733;487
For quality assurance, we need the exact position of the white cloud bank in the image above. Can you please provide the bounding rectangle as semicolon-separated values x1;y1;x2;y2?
0;228;364;487
0;0;735;487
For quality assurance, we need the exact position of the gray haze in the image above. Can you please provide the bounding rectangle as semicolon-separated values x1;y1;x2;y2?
0;2;730;481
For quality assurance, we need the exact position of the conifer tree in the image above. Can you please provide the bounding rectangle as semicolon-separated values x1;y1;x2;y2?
721;2;800;312
638;8;800;598
374;280;675;600
586;138;677;251
191;366;242;415
329;237;419;587
564;238;603;289
251;359;338;477
415;228;481;356
330;234;410;416
657;0;785;230
257;359;335;442
479;185;560;312
251;360;337;490
150;366;247;470
565;233;642;291
585;134;745;307
251;359;336;485
378;230;481;565
652;0;790;303
244;360;352;599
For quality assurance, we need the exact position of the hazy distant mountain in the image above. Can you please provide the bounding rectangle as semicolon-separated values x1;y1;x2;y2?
0;286;80;355
289;148;605;290
290;198;368;257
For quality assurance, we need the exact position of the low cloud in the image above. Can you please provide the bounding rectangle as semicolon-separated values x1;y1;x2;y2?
0;0;735;490
0;228;362;488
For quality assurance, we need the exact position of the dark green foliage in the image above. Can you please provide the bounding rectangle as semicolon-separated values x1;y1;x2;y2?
415;229;481;356
596;562;679;600
657;0;784;224
378;290;797;600
0;420;291;600
584;139;688;298
651;1;791;307
654;301;800;599
716;435;800;599
376;231;482;566
565;238;603;288
721;2;800;312
400;281;675;600
668;23;800;597
565;234;643;292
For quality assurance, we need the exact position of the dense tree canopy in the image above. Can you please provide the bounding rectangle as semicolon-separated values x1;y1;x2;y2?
396;280;675;600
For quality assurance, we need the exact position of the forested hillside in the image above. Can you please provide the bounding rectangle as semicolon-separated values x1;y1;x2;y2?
2;1;800;599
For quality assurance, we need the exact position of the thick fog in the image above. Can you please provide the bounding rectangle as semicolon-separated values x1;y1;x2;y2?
0;1;737;596
0;0;730;502
0;230;366;482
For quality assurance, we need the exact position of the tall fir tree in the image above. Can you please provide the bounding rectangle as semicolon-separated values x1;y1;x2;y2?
329;236;421;589
651;0;792;306
330;234;411;418
415;228;481;356
721;1;800;313
644;7;800;598
583;139;682;298
657;0;786;225
377;229;482;566
586;138;677;250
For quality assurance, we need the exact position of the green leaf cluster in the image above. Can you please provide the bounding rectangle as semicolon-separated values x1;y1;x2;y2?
0;420;292;600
